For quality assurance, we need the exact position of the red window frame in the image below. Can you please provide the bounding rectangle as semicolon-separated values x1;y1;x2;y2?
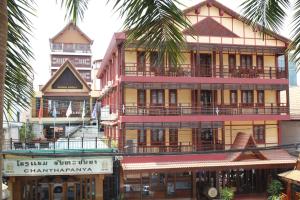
151;129;165;145
230;90;237;106
137;89;146;107
253;125;265;144
169;89;177;107
256;55;264;73
137;51;146;72
150;89;165;106
138;129;147;146
241;90;254;106
169;129;178;146
257;90;265;106
229;54;236;72
240;55;252;69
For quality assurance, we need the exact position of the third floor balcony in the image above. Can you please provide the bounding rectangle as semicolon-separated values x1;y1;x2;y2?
124;63;286;80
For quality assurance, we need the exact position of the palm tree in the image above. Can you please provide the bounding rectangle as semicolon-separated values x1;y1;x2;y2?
0;0;189;197
0;1;8;197
240;0;298;63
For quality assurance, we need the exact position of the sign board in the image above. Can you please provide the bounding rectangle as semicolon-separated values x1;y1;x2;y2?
4;157;113;176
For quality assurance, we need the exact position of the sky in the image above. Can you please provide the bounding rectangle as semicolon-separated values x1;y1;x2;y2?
30;0;291;88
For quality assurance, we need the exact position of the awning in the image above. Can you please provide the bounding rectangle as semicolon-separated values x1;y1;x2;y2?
278;170;300;182
121;152;296;172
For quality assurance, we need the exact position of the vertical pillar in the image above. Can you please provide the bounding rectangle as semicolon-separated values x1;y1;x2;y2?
63;181;67;200
121;43;125;76
221;84;224;106
287;181;292;200
219;49;223;77
286;86;290;115
8;177;15;200
190;50;194;77
275;54;279;78
192;171;197;200
95;175;104;200
213;51;216;77
284;53;289;79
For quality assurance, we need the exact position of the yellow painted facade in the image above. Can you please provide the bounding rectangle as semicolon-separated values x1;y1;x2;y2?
124;121;278;147
52;24;91;44
124;88;278;106
184;5;286;47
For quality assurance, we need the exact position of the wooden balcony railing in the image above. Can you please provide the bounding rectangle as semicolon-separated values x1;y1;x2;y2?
3;137;112;151
34;108;91;118
122;103;289;116
124;63;287;79
122;142;225;154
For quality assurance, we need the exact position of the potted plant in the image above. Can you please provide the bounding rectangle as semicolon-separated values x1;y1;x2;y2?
220;187;234;200
267;180;283;200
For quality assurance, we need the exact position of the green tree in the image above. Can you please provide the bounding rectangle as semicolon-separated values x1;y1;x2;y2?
267;180;283;200
220;187;235;200
19;123;35;142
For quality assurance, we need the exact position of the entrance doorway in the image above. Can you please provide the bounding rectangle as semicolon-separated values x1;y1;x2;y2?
195;54;212;77
194;128;219;151
19;176;96;200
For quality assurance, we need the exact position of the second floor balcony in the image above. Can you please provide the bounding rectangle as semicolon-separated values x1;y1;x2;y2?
124;63;287;80
122;103;288;116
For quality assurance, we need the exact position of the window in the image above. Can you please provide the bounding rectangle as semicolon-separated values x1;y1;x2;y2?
138;129;146;145
150;52;164;70
240;55;252;69
151;129;165;145
52;43;62;51
229;54;236;72
137;51;146;72
169;90;177;107
137;90;146;106
257;90;264;105
256;55;264;72
151;90;164;105
253;125;265;143
242;90;253;105
230;90;237;105
169;129;178;146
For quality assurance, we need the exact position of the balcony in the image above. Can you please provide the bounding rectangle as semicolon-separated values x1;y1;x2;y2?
123;142;225;154
33;108;90;118
121;142;278;154
124;63;287;79
3;138;113;152
51;43;91;54
122;103;288;116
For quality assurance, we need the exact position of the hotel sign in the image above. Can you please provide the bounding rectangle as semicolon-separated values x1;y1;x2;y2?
4;157;113;176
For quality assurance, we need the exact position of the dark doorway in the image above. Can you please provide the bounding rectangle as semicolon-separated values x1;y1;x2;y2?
195;54;212;77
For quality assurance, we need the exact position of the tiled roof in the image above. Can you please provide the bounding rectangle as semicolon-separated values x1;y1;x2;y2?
183;17;239;37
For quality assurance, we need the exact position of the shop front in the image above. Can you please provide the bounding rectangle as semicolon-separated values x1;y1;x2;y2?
121;149;296;200
3;156;114;200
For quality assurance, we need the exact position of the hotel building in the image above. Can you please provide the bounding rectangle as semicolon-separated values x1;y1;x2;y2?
98;0;296;199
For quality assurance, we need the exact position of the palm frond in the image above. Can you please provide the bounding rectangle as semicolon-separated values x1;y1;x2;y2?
240;0;289;37
59;0;89;24
109;0;191;66
289;0;300;67
6;0;35;118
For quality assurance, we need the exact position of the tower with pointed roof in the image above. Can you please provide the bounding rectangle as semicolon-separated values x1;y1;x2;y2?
49;22;93;86
30;23;100;139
